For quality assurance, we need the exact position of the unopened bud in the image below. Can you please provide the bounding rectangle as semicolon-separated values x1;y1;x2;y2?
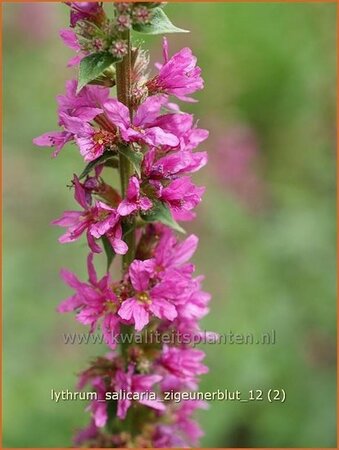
116;14;132;31
110;39;128;58
132;6;152;25
92;38;105;52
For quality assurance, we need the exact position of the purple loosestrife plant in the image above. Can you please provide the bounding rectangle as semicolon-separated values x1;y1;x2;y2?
34;2;211;447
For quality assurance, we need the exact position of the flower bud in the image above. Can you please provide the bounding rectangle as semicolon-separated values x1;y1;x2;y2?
110;39;128;58
116;14;132;31
132;5;152;25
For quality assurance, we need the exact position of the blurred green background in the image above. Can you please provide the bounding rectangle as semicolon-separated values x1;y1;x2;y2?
3;2;337;448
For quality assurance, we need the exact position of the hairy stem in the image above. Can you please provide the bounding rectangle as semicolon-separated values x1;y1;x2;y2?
116;30;136;271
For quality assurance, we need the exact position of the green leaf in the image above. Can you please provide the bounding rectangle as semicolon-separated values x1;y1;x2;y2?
118;146;143;177
122;218;135;239
132;8;189;35
101;236;115;271
79;152;118;180
77;52;118;93
140;200;185;233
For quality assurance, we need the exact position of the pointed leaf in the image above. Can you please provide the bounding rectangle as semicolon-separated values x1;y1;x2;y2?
140;200;185;233
78;52;118;93
101;235;115;271
118;146;143;177
132;8;189;35
122;218;135;239
79;152;118;180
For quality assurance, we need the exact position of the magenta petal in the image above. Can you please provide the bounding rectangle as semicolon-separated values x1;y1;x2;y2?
52;210;83;227
144;127;179;148
93;402;107;428
102;313;120;349
110;237;128;255
118;298;149;331
60;268;82;289
162;37;169;63
33;130;72;157
150;298;177;321
140;398;166;411
133;373;162;391
132;304;149;331
175;234;198;265
76;307;99;328
58;231;76;244
172;209;196;222
73;175;88;209
129;260;153;291
117;398;131;420
126;176;140;200
67;54;83;68
59;28;80;51
76;136;104;162
90;218;113;239
75;107;103;121
118;298;136;321
33;131;65;147
141;127;179;147
87;231;102;254
120;128;141;143
139;196;152;211
87;253;97;285
103;99;130;130
59;112;87;134
117;200;137;216
134;95;168;127
57;295;82;313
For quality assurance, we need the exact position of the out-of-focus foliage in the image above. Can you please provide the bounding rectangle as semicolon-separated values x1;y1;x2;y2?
3;3;336;447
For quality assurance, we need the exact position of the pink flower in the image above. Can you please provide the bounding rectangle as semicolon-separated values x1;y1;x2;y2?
60;113;115;162
52;175;127;254
117;176;152;216
152;112;209;151
33;80;107;158
58;254;121;348
57;79;109;114
159;345;208;382
115;364;165;419
118;259;178;331
143;147;207;180
147;38;203;102
154;228;199;271
103;95;179;147
157;176;205;221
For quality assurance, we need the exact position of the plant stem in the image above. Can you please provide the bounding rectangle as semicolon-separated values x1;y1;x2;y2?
116;30;136;271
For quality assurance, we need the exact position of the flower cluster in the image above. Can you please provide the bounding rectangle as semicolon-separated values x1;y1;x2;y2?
34;2;211;447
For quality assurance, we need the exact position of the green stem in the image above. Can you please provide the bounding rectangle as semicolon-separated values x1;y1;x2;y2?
115;30;136;271
115;32;137;437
